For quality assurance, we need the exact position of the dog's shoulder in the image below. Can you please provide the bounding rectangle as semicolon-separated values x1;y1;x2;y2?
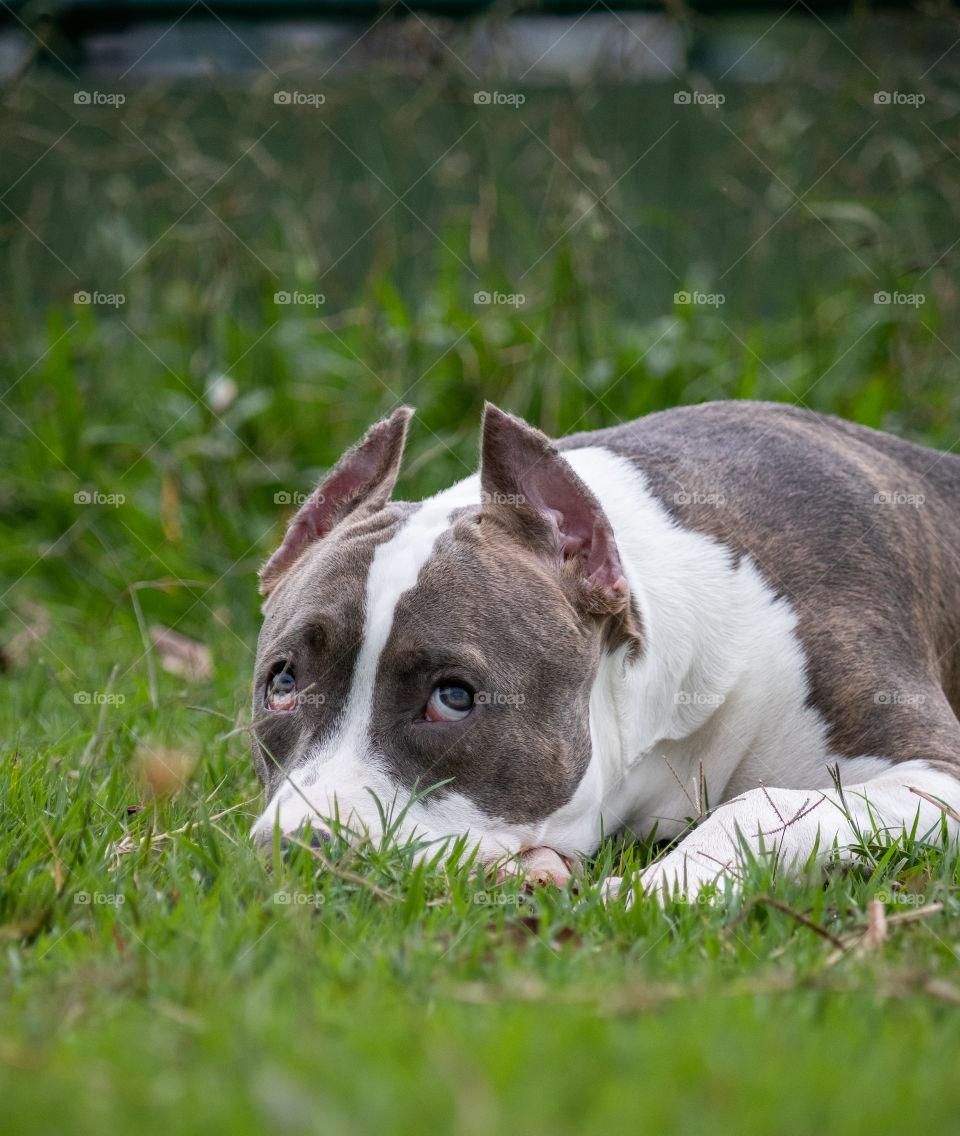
559;400;960;759
557;400;960;561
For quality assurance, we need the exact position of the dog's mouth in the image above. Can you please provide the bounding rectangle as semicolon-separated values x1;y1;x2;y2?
260;809;574;888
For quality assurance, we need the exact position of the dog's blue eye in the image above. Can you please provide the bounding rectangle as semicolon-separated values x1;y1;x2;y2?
426;684;473;722
266;669;297;711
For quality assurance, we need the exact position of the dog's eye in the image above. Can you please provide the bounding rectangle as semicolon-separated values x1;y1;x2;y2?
425;684;473;723
266;668;297;711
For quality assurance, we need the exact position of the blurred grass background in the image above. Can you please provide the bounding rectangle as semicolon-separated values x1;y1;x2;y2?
4;7;960;1132
4;10;960;658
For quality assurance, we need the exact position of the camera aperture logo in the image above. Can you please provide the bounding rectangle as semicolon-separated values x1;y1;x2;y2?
674;290;725;308
674;690;726;707
874;889;927;906
274;290;325;308
874;689;926;707
874;291;925;308
479;490;526;506
74;91;126;107
273;891;325;906
673;489;727;507
474;91;526;108
474;290;525;308
274;490;324;506
74;489;125;507
74;691;125;706
74;291;125;308
874;91;925;107
274;91;325;108
873;489;925;508
75;891;125;905
474;891;532;906
674;90;725;107
474;690;526;707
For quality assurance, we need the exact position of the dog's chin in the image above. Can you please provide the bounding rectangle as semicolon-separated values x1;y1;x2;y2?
254;803;574;889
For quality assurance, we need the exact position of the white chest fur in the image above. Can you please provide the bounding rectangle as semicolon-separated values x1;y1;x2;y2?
534;446;891;854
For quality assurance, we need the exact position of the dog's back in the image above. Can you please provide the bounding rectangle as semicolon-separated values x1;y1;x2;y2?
560;401;960;761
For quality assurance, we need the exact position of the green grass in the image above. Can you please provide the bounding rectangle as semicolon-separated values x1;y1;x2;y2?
5;18;960;1132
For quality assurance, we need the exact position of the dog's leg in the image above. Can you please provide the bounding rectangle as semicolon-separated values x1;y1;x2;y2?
603;755;960;904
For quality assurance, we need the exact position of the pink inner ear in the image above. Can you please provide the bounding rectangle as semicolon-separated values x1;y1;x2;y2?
268;474;362;577
261;471;372;592
525;468;628;603
260;406;412;596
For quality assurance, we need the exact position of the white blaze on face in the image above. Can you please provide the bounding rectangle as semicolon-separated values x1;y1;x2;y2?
252;475;488;848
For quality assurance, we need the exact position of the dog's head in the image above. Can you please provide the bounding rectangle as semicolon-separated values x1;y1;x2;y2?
250;405;640;862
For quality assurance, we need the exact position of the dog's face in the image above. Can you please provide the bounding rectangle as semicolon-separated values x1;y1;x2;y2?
250;405;639;862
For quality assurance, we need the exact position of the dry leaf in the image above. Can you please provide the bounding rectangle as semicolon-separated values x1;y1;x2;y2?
135;744;197;797
149;625;212;682
0;602;51;670
863;899;888;950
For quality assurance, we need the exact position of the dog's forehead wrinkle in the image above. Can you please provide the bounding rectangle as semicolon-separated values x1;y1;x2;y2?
385;637;489;674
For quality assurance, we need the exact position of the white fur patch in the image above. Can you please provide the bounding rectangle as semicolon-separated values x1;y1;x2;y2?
610;760;960;901
503;446;891;857
252;476;482;848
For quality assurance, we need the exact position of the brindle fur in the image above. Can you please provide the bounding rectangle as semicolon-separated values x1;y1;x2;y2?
560;401;960;776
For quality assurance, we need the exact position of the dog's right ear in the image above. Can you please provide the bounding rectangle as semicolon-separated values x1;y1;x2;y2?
259;406;413;597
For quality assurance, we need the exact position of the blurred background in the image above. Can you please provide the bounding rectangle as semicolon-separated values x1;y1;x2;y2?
2;0;960;732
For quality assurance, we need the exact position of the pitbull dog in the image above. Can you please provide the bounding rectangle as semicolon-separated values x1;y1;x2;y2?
250;401;960;900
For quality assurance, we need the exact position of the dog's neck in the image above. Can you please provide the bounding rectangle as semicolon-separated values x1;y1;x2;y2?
552;446;817;845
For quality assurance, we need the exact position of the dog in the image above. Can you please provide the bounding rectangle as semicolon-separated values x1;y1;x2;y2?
250;401;960;900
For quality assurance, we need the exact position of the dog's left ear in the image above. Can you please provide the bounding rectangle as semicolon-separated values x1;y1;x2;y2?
260;406;413;597
479;404;632;619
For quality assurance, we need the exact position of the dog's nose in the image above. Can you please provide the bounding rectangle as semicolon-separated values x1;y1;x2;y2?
253;825;331;853
286;823;332;853
296;826;331;850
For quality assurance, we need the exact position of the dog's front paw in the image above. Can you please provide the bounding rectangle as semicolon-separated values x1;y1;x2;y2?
599;875;641;910
598;855;726;909
495;846;573;889
637;850;730;903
